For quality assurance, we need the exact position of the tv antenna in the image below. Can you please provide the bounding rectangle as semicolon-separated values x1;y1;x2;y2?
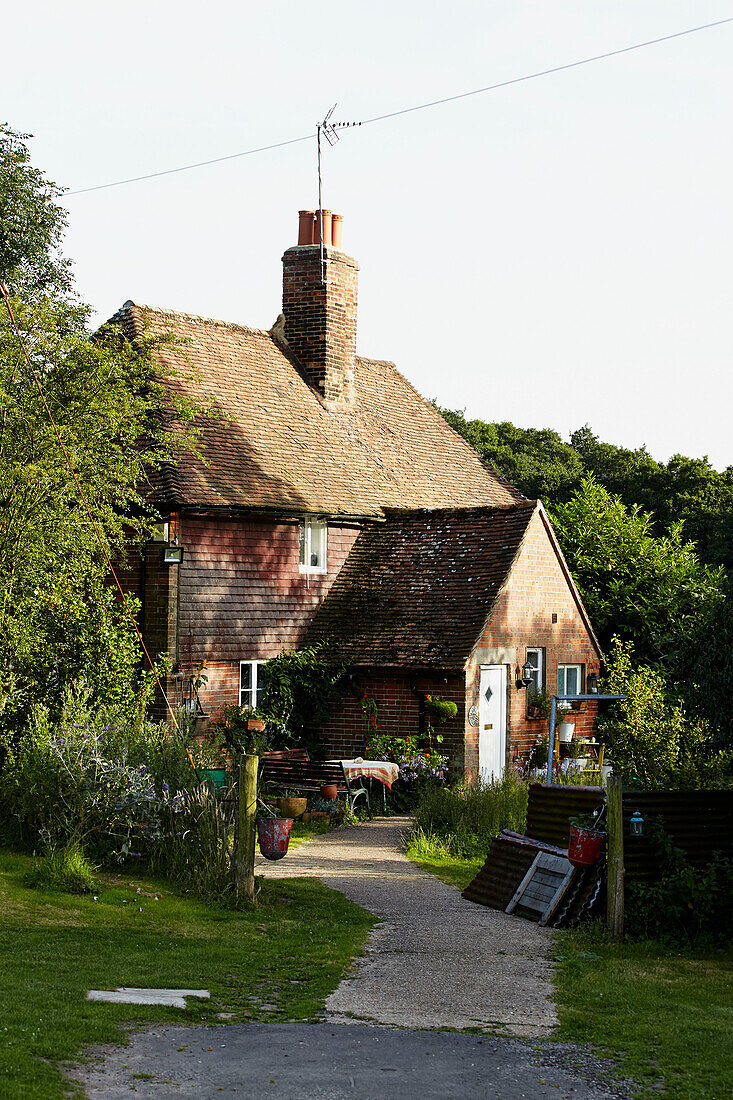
316;104;361;282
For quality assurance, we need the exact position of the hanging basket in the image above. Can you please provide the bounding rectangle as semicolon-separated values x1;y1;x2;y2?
257;816;293;861
558;721;575;743
568;825;604;867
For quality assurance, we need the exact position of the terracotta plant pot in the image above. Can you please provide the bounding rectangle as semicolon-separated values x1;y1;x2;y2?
320;783;338;801
277;796;307;818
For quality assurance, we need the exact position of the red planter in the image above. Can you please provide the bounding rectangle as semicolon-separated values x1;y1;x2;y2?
568;825;604;868
257;817;293;861
320;784;338;801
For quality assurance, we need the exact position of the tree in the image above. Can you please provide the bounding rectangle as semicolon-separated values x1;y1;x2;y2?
0;126;197;732
0;123;72;302
550;477;725;666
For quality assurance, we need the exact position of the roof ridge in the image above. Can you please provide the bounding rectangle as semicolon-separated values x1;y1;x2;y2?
109;300;274;338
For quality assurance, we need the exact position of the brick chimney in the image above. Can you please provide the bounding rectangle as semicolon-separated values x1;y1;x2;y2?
281;210;358;408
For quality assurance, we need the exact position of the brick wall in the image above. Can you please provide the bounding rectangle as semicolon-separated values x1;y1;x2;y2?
282;244;358;406
314;669;466;772
465;509;600;777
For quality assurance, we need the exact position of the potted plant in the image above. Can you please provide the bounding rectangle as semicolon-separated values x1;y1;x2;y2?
526;689;551;720
277;791;307;818
567;811;605;867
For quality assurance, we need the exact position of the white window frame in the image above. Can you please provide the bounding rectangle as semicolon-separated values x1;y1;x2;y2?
557;663;583;700
239;660;266;711
525;647;544;696
299;517;328;575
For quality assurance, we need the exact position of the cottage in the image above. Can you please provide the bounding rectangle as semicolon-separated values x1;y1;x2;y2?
113;210;601;778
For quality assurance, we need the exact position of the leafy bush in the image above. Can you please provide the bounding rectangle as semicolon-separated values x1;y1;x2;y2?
257;645;346;752
151;783;236;903
0;682;209;861
626;822;733;946
411;771;528;858
25;842;100;894
424;695;458;724
599;640;733;789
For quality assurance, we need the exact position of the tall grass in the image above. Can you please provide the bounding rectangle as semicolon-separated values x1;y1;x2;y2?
152;783;236;903
410;772;528;858
25;843;100;895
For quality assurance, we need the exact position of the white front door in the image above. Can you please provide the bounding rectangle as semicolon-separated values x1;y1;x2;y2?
478;665;507;782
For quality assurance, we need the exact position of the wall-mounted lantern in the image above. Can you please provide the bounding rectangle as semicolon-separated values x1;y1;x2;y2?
587;672;599;694
515;662;535;689
629;811;644;837
163;543;184;565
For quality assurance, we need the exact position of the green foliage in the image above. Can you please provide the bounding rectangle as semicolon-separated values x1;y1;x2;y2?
551;477;725;664
25;841;99;895
410;772;529;858
599;641;732;790
625;822;733;946
0;682;209;859
424;694;458;724
438;409;733;571
673;578;733;744
0;123;72;302
526;688;551;718
150;783;235;903
0;127;201;736
257;645;346;751
208;704;275;757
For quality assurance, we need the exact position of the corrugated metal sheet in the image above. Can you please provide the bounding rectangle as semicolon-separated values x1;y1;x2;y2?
525;783;605;847
622;790;733;881
462;831;568;911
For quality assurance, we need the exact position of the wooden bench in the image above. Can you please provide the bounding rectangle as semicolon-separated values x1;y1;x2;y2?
260;754;371;818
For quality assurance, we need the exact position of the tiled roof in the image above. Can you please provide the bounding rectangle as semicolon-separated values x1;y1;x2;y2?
109;301;526;518
306;505;537;667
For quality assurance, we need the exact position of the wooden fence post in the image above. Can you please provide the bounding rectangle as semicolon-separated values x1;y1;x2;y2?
235;754;258;905
606;774;624;939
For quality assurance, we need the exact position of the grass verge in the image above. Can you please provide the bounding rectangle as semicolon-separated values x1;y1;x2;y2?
0;848;374;1099
405;831;483;890
554;926;733;1100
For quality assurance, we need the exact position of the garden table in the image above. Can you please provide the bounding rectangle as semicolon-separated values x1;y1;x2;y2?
333;759;400;811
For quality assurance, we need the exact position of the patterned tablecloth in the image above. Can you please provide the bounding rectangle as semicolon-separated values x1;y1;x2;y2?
337;759;400;790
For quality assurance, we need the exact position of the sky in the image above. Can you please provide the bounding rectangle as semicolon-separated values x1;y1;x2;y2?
3;1;733;470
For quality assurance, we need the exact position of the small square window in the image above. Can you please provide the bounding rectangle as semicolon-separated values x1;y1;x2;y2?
299;517;327;574
558;663;583;698
239;660;266;710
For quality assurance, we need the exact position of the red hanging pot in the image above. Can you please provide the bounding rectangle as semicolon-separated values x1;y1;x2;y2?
568;825;604;868
257;816;293;861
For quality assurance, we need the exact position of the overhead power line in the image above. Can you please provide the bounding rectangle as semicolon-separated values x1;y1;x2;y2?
67;15;733;197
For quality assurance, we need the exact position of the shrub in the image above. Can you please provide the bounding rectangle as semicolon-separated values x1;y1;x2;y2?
411;772;529;858
26;842;99;895
0;682;210;861
626;821;733;945
151;784;236;903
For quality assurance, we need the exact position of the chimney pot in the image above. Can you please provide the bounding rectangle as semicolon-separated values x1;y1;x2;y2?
315;208;333;248
298;210;316;245
331;213;343;249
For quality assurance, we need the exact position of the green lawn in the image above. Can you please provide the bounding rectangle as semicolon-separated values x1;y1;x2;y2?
406;844;733;1100
0;848;374;1099
554;928;733;1100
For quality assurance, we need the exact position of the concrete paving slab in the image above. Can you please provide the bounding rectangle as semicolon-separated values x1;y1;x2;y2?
258;815;557;1036
86;989;210;1008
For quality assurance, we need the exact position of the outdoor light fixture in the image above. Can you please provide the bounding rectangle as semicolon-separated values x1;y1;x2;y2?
587;672;599;694
516;662;535;689
630;811;644;837
163;543;184;565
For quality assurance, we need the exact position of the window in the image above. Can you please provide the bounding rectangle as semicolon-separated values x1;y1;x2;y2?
239;660;266;710
558;663;583;698
299;517;327;574
525;648;544;696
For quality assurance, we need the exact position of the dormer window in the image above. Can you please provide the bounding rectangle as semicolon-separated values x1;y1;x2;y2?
299;517;327;574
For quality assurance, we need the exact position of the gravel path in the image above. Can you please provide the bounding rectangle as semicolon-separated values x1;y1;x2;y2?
257;815;557;1037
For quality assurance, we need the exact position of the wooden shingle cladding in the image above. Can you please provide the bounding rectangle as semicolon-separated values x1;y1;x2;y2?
108;301;526;518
